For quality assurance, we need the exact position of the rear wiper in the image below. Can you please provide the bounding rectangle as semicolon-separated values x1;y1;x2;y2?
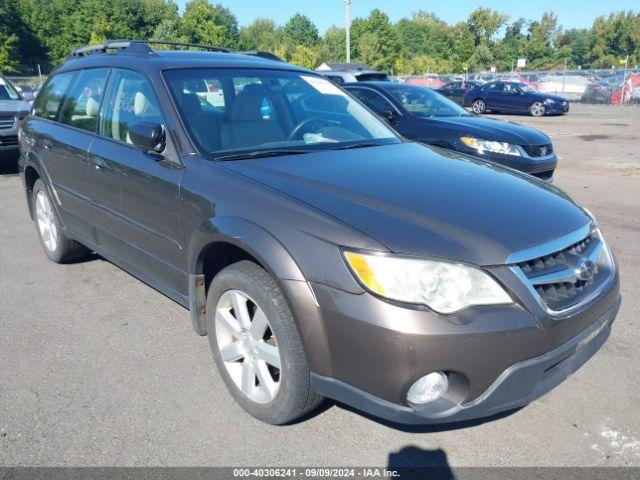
330;142;385;151
215;149;310;161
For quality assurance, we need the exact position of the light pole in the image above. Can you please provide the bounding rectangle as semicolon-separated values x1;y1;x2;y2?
344;0;352;63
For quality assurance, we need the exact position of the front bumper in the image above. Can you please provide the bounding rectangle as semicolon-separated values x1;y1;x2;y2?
0;131;19;155
281;256;620;425
311;297;619;424
454;144;557;181
545;101;570;114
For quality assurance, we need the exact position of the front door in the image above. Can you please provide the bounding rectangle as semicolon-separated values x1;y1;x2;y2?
89;68;186;297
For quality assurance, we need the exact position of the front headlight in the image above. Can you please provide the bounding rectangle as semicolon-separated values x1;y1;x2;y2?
460;136;521;156
343;250;513;314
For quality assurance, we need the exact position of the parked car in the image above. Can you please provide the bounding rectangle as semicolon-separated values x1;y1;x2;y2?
316;63;389;85
404;75;445;89
581;79;624;104
345;82;557;181
20;40;620;426
437;81;481;105
16;84;37;103
464;81;569;116
0;75;31;160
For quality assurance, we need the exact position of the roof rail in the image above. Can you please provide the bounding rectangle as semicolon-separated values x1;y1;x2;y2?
238;51;285;62
68;40;232;59
67;40;288;63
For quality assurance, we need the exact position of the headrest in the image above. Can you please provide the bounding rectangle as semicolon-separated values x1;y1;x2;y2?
180;93;202;113
231;86;270;121
85;97;99;117
134;91;158;116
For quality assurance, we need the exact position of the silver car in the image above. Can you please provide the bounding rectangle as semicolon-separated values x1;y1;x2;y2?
0;76;31;160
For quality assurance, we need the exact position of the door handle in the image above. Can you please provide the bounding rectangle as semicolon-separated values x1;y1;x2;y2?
90;157;108;173
42;138;53;149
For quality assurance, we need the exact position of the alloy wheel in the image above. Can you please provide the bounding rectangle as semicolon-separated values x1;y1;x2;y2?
472;100;485;114
531;101;545;116
35;190;58;252
214;289;281;404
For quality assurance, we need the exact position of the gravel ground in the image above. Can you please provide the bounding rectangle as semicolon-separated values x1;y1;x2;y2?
1;103;639;468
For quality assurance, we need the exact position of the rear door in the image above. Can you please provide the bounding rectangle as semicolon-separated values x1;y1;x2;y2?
484;82;505;110
88;68;186;296
31;68;110;241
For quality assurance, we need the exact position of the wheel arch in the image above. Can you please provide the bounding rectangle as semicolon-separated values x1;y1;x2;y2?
187;216;306;336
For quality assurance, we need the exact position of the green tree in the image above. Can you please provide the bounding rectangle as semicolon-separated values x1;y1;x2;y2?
351;9;399;71
282;13;319;48
319;26;346;62
181;0;238;48
238;18;278;51
0;34;20;74
467;8;508;46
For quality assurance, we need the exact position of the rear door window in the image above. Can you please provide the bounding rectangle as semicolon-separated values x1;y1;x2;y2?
58;68;110;133
32;73;75;121
348;88;393;115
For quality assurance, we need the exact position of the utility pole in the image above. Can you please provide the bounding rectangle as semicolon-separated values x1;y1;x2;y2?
562;58;567;93
344;0;352;63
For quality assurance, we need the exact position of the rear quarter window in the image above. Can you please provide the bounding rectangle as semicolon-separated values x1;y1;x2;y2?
32;72;75;121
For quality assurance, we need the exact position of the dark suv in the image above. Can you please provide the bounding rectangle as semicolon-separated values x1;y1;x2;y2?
19;41;620;425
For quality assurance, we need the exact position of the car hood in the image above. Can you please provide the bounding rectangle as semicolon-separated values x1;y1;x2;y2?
424;115;551;145
0;99;31;116
223;143;590;265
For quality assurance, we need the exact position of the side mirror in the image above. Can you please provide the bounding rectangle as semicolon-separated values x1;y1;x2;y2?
128;122;165;154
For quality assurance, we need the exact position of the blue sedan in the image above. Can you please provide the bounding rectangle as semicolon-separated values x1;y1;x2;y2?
463;81;569;116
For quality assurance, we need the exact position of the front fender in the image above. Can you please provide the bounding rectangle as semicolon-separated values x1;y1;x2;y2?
188;215;306;282
186;216;307;336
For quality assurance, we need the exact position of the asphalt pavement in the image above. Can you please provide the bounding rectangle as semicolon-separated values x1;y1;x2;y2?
1;104;639;467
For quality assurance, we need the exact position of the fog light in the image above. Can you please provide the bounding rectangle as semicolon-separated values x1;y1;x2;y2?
407;372;448;405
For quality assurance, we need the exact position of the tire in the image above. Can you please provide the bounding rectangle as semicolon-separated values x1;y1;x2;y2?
529;101;546;117
32;179;89;263
471;99;486;114
206;260;322;424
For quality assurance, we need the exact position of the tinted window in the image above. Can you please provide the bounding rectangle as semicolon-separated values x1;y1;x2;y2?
58;68;109;132
503;83;521;94
386;84;470;118
101;69;164;144
33;73;74;121
487;83;504;92
0;77;21;100
325;75;344;85
349;88;393;115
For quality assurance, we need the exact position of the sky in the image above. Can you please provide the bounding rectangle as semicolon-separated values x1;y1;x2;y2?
175;0;639;33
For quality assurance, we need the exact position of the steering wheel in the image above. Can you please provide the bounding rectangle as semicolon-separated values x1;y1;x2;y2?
287;117;331;141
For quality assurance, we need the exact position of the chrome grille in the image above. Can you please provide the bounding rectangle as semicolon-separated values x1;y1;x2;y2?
0;116;15;130
522;144;553;157
513;230;614;314
0;135;18;146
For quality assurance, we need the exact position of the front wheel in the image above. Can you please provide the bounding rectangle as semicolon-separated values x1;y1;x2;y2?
206;261;322;424
472;99;486;114
529;101;546;116
32;179;89;263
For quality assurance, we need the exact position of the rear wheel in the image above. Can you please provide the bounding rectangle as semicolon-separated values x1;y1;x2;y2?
32;179;89;263
529;101;546;116
206;261;322;424
472;99;486;114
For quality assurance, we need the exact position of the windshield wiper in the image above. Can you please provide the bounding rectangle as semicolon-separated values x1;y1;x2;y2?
330;142;385;151
215;149;310;161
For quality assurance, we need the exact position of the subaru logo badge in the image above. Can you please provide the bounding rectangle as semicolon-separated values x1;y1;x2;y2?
540;147;547;156
575;258;595;281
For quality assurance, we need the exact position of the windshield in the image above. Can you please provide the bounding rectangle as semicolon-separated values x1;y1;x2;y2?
384;84;470;118
163;69;399;159
0;77;22;101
